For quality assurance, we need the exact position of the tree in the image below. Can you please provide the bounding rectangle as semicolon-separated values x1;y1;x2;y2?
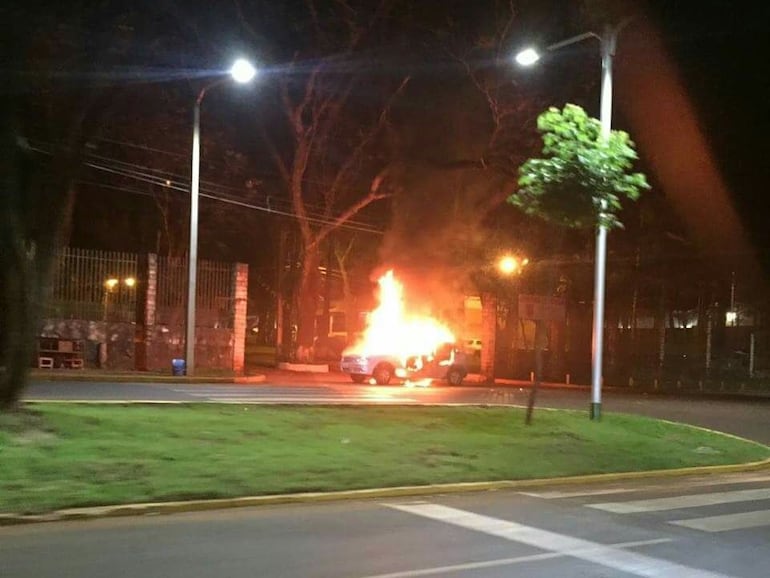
0;2;111;409
235;1;410;361
511;104;649;229
0;0;265;408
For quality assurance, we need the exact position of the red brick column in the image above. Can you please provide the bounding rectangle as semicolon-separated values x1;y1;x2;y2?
480;292;497;383
232;263;249;374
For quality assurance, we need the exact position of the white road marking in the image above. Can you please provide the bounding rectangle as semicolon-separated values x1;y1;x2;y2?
206;397;416;404
358;538;672;577
671;509;770;532
171;388;414;403
521;487;638;499
522;474;770;499
589;488;770;514
387;502;729;577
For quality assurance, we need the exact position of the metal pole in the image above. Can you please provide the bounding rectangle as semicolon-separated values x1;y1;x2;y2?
185;93;203;376
590;25;617;421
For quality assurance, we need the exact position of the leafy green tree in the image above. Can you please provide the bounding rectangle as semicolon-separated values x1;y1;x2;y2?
510;104;649;230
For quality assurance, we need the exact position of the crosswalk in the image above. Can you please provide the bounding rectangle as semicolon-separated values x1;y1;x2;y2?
377;474;770;577
385;502;727;578
171;386;416;404
523;473;770;534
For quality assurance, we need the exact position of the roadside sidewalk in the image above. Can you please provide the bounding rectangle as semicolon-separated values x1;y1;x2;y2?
29;369;266;384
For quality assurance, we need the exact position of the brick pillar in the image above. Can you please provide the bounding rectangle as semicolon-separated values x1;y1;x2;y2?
480;292;497;383
232;262;249;374
134;253;157;371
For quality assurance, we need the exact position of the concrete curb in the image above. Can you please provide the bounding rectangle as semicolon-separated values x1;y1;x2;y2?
3;456;768;527
277;362;329;373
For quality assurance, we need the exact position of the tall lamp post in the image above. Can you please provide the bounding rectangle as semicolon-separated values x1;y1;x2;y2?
516;21;628;420
185;58;256;376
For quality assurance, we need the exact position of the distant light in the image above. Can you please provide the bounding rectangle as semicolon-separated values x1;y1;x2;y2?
124;277;136;288
515;48;541;66
230;58;257;84
726;311;737;326
105;278;119;290
498;255;520;275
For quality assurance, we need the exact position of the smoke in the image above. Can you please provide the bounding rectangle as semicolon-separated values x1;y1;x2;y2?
378;162;508;331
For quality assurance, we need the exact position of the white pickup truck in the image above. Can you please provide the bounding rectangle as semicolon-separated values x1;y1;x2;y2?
340;343;468;386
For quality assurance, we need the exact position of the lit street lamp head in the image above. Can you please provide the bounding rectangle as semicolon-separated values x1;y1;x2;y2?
498;255;528;276
230;58;257;84
515;47;541;66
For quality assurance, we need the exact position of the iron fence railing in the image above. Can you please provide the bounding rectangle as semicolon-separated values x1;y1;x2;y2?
156;256;233;327
45;248;233;327
46;247;138;323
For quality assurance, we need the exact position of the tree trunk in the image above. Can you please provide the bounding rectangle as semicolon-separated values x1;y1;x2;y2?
295;246;321;362
320;238;334;341
549;319;565;381
526;321;547;425
0;247;50;410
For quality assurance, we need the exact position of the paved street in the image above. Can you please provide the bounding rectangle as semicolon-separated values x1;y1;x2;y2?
25;373;770;443
12;373;770;577
3;470;769;577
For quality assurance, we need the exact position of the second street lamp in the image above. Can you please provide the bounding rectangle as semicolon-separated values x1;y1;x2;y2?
515;22;627;420
185;58;257;376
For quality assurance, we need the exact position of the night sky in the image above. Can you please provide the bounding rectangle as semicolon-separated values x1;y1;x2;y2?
643;1;770;253
33;0;770;277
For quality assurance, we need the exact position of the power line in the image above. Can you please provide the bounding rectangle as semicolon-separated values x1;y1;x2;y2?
29;142;387;235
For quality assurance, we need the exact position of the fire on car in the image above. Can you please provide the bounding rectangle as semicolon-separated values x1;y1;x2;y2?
340;270;468;386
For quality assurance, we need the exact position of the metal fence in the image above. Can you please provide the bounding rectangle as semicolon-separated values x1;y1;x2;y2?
156;256;233;327
46;247;138;322
45;248;234;327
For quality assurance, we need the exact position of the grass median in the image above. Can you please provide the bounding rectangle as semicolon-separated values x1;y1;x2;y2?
1;404;768;515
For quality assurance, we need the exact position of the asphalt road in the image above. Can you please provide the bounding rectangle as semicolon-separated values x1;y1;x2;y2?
11;373;770;577
25;372;770;443
3;470;770;577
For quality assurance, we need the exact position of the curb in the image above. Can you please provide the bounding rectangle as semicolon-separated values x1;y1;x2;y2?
468;378;770;401
3;456;769;527
29;373;266;385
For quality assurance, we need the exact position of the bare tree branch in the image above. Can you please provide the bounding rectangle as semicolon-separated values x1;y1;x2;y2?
258;124;290;185
306;0;326;45
326;75;410;207
291;138;314;244
231;0;262;42
315;188;390;247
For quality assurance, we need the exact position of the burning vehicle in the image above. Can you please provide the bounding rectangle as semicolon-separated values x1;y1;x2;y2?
340;271;468;386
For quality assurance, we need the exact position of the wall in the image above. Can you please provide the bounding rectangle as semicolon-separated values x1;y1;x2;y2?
39;319;235;371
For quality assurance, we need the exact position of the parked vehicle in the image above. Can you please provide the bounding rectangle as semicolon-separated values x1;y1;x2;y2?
340;342;468;386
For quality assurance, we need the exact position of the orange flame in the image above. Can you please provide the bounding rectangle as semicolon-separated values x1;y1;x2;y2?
344;270;455;361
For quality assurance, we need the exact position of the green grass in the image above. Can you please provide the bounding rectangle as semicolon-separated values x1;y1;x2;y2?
1;404;767;515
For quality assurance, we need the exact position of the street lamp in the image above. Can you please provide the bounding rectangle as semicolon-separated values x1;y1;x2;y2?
498;255;529;276
185;58;257;376
515;22;628;420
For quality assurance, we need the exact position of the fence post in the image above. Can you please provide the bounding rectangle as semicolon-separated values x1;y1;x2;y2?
749;332;755;378
705;307;712;376
479;292;498;384
232;263;249;375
